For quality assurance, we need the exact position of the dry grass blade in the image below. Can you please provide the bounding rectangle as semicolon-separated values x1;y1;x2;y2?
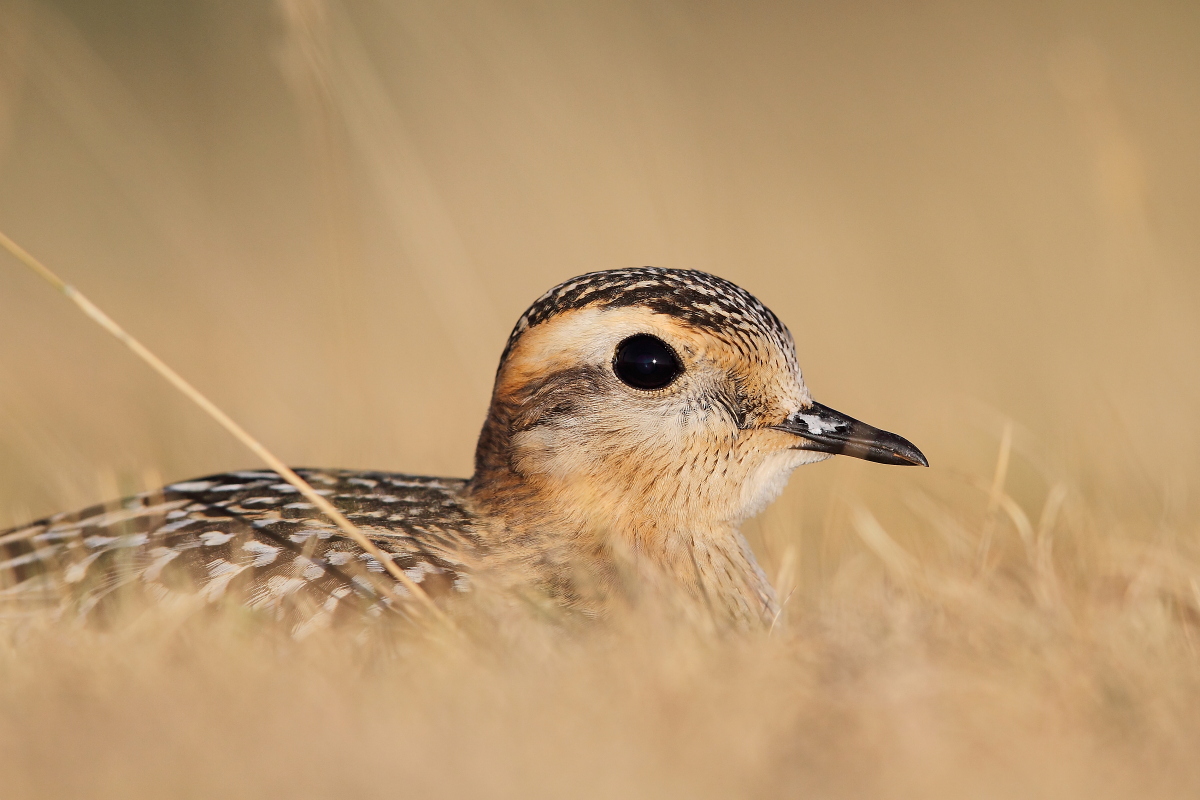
976;421;1014;569
0;229;449;626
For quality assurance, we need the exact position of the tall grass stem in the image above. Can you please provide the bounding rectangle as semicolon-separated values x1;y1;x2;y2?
0;229;449;626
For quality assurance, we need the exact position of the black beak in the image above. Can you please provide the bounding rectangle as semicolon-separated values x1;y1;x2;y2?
771;402;929;467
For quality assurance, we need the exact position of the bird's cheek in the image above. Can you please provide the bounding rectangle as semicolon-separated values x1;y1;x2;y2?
510;424;636;483
509;427;588;480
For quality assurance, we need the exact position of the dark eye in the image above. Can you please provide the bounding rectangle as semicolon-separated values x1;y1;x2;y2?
613;334;683;390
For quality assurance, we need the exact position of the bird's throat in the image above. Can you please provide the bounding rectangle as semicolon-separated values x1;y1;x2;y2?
465;461;778;624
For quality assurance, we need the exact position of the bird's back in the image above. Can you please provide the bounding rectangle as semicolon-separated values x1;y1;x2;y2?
0;469;483;633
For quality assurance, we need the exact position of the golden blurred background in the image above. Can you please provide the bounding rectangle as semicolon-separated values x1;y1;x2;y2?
1;2;1200;795
2;0;1197;527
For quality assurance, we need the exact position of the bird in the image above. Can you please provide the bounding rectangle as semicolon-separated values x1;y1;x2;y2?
0;268;926;632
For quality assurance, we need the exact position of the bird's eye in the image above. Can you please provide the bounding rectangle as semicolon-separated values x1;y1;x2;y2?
613;334;683;390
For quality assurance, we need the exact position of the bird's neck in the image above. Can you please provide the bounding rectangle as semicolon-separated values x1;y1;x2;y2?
467;415;779;623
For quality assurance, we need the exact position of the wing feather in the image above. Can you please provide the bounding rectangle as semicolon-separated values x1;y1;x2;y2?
0;469;483;634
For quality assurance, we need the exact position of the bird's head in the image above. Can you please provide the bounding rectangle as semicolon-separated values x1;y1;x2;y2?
471;268;926;543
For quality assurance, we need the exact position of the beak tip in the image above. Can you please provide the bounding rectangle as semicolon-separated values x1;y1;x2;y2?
888;438;929;468
879;446;928;467
904;446;930;468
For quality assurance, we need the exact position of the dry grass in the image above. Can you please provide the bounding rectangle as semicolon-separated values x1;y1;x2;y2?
2;503;1199;799
1;0;1199;797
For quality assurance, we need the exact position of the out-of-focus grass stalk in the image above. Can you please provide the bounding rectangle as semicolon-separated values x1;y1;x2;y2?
0;229;450;626
977;421;1014;568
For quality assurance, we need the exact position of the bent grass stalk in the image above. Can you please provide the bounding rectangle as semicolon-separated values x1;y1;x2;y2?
0;229;449;626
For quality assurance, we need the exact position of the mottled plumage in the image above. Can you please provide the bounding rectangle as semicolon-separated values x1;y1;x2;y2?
1;268;926;632
0;469;481;633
